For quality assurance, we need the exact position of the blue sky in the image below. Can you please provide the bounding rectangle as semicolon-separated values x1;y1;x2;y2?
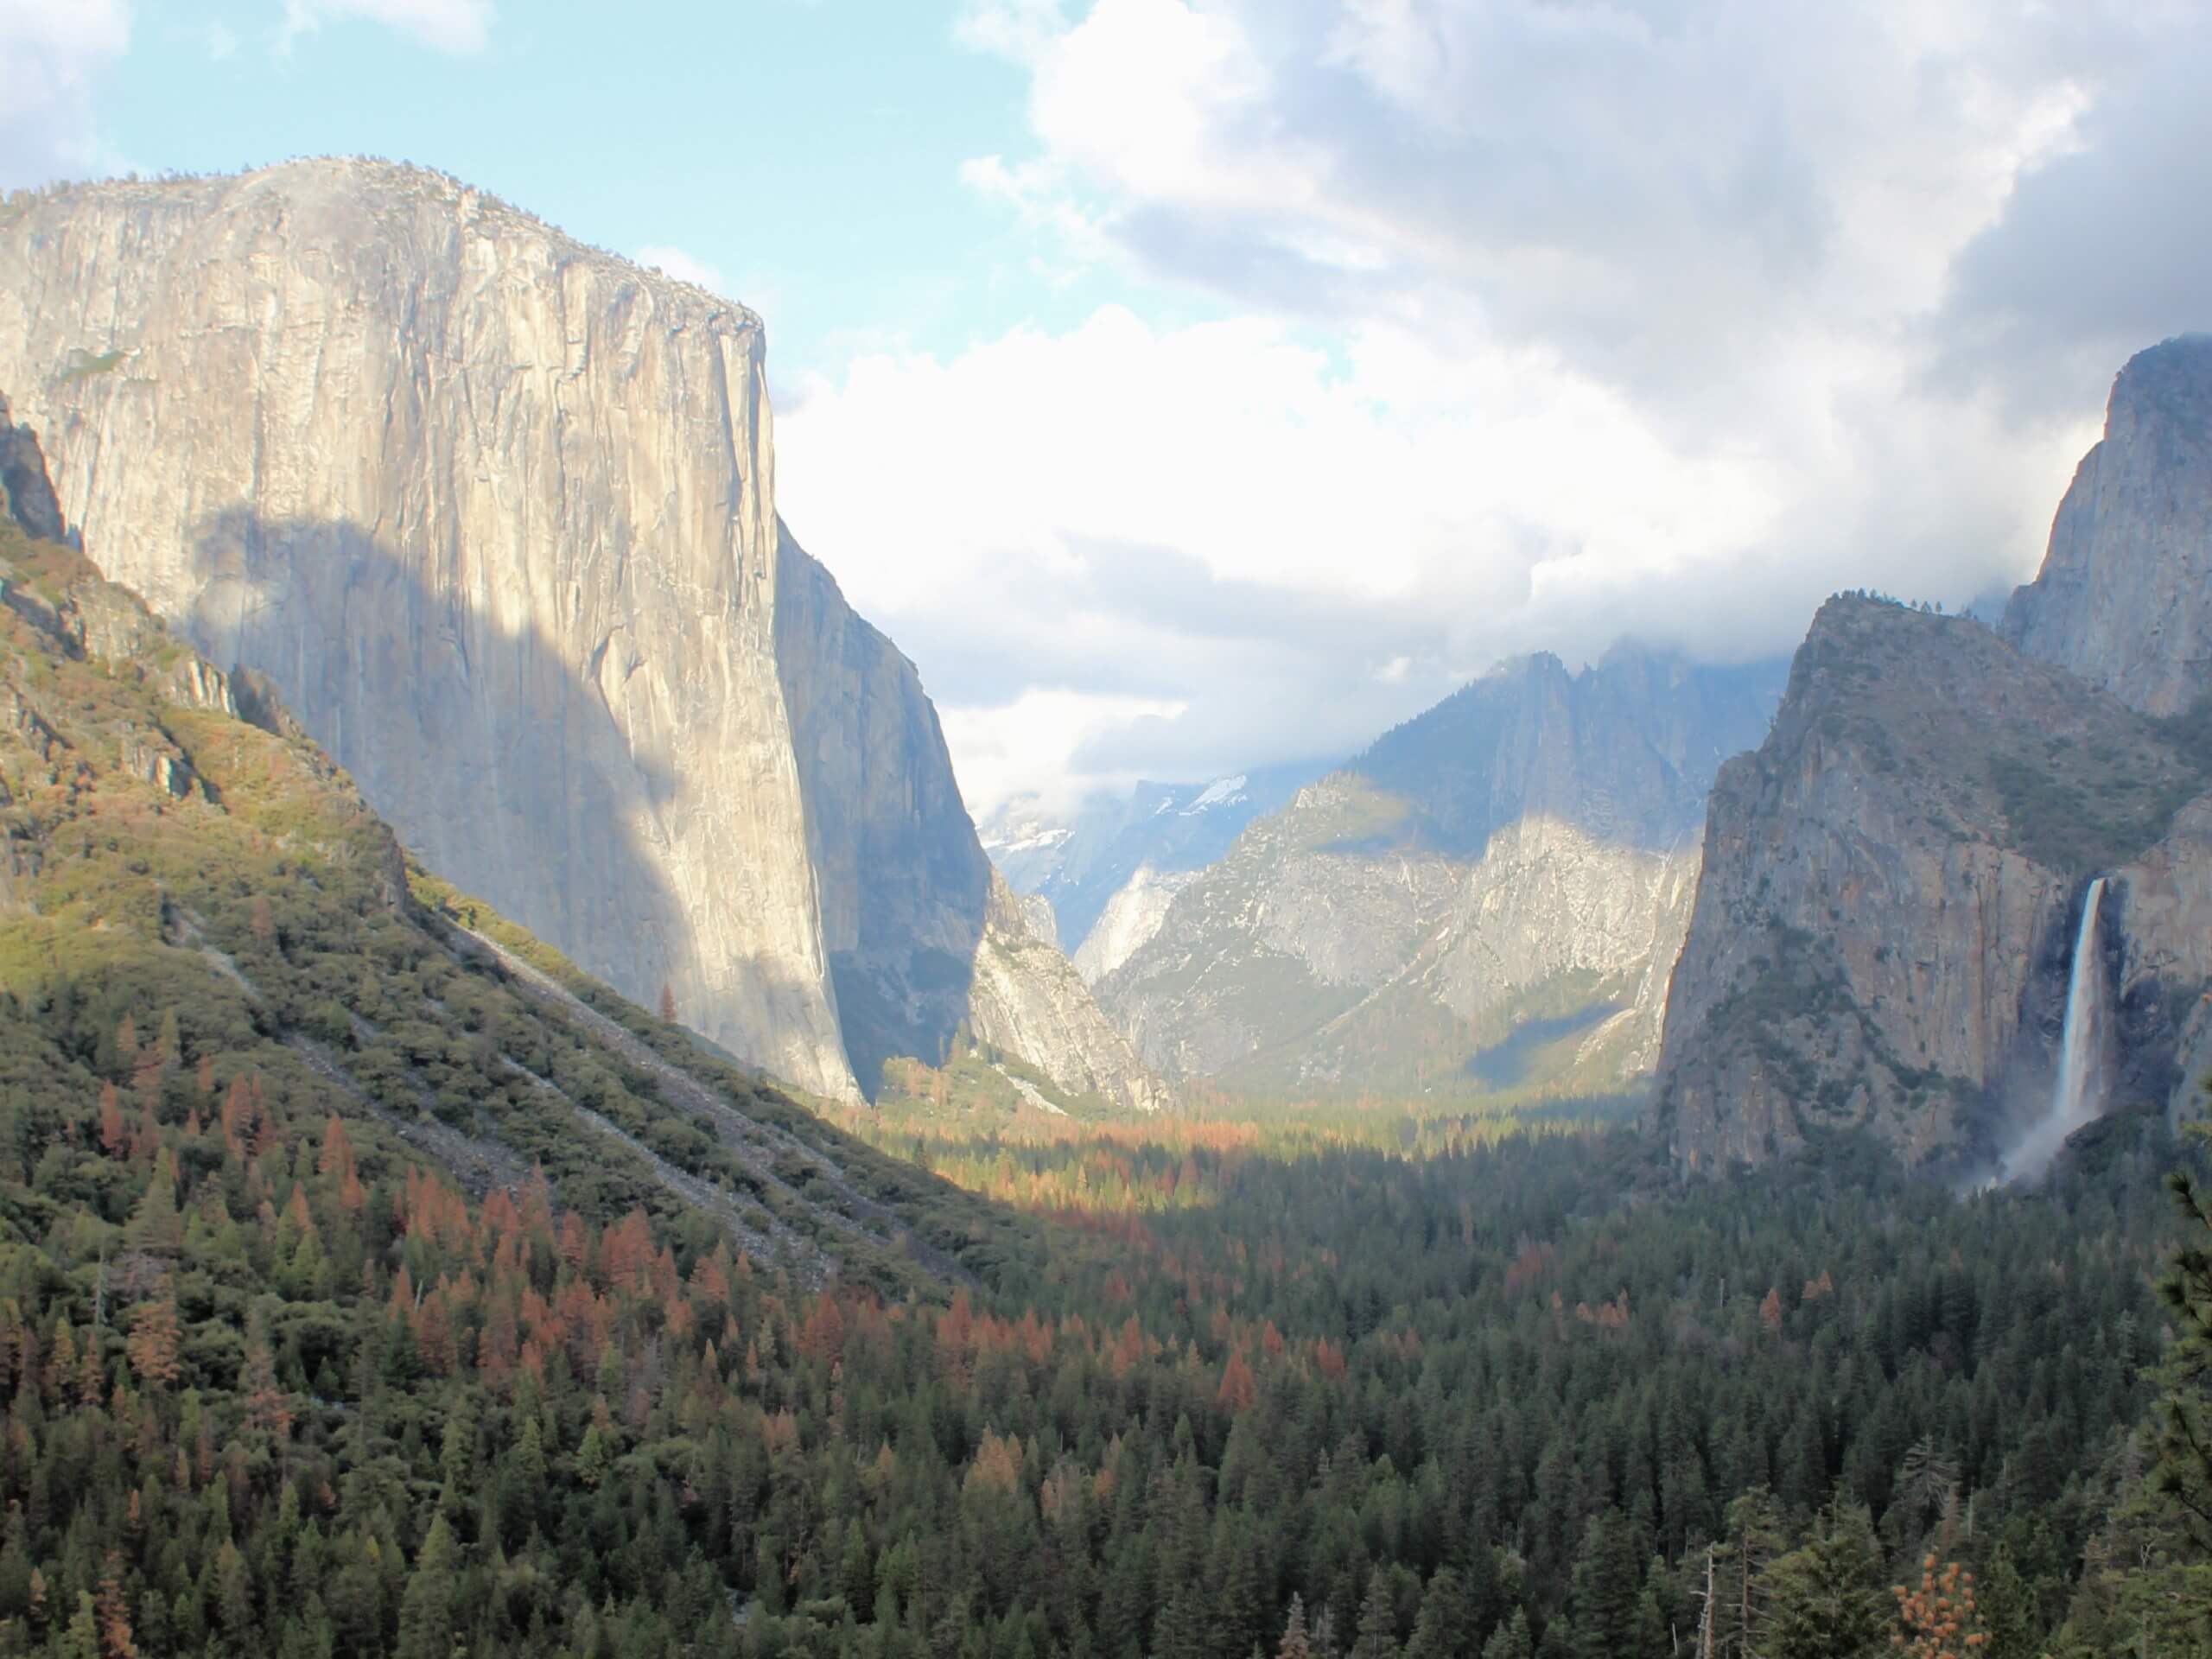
13;1;2212;814
98;2;1128;386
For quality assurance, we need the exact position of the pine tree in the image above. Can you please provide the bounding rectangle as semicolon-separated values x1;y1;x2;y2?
396;1514;457;1659
96;1553;139;1659
1759;1499;1889;1659
1351;1567;1399;1659
1569;1510;1640;1658
1404;1567;1466;1659
124;1286;181;1389
1481;1611;1534;1659
124;1159;182;1256
59;1592;100;1659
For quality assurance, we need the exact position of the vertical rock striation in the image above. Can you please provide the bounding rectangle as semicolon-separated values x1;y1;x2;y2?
1663;343;2212;1174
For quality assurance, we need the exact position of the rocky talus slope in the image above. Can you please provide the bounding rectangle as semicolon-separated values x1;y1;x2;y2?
0;160;1157;1112
1096;646;1783;1098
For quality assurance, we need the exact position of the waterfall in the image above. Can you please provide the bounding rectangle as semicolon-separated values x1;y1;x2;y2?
2004;876;2109;1183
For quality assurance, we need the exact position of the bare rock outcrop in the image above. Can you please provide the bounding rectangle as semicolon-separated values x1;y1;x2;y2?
2003;336;2212;715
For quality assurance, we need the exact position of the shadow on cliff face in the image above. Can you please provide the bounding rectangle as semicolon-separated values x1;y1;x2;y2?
772;523;993;1100
178;506;832;1079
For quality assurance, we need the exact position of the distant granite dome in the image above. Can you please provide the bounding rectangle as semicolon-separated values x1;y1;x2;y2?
982;760;1331;976
2003;335;2212;715
0;158;1161;1112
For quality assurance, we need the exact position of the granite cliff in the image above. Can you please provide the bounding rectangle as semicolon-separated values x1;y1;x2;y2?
2003;337;2212;715
1660;340;2212;1173
0;160;1157;1112
1654;598;2212;1171
1096;646;1784;1098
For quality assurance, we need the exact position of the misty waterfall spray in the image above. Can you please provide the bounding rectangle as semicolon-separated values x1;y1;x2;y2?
2005;876;2109;1183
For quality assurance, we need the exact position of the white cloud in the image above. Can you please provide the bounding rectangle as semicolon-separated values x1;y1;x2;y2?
939;689;1188;820
635;244;728;296
809;0;2202;813
778;298;2087;815
282;0;493;54
0;0;130;188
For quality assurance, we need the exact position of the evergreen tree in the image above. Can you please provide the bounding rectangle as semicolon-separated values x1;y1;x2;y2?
1351;1566;1399;1659
397;1515;459;1659
1758;1500;1888;1659
1569;1510;1641;1657
1481;1611;1534;1659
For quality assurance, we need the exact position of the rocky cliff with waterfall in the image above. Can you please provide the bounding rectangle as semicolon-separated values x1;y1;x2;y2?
0;160;1160;1113
1094;645;1784;1099
1658;340;2212;1173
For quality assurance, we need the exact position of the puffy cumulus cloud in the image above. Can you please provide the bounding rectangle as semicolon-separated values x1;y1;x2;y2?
776;303;2082;814
774;0;2201;813
1930;13;2212;419
0;0;130;188
282;0;493;54
982;0;2119;412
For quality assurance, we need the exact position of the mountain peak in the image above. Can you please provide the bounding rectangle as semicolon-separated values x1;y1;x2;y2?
2109;333;2212;435
2002;333;2212;716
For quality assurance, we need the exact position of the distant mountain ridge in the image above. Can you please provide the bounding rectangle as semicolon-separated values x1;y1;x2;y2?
1094;645;1788;1099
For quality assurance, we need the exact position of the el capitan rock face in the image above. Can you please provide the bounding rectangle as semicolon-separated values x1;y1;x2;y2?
2003;336;2212;716
0;159;1159;1112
